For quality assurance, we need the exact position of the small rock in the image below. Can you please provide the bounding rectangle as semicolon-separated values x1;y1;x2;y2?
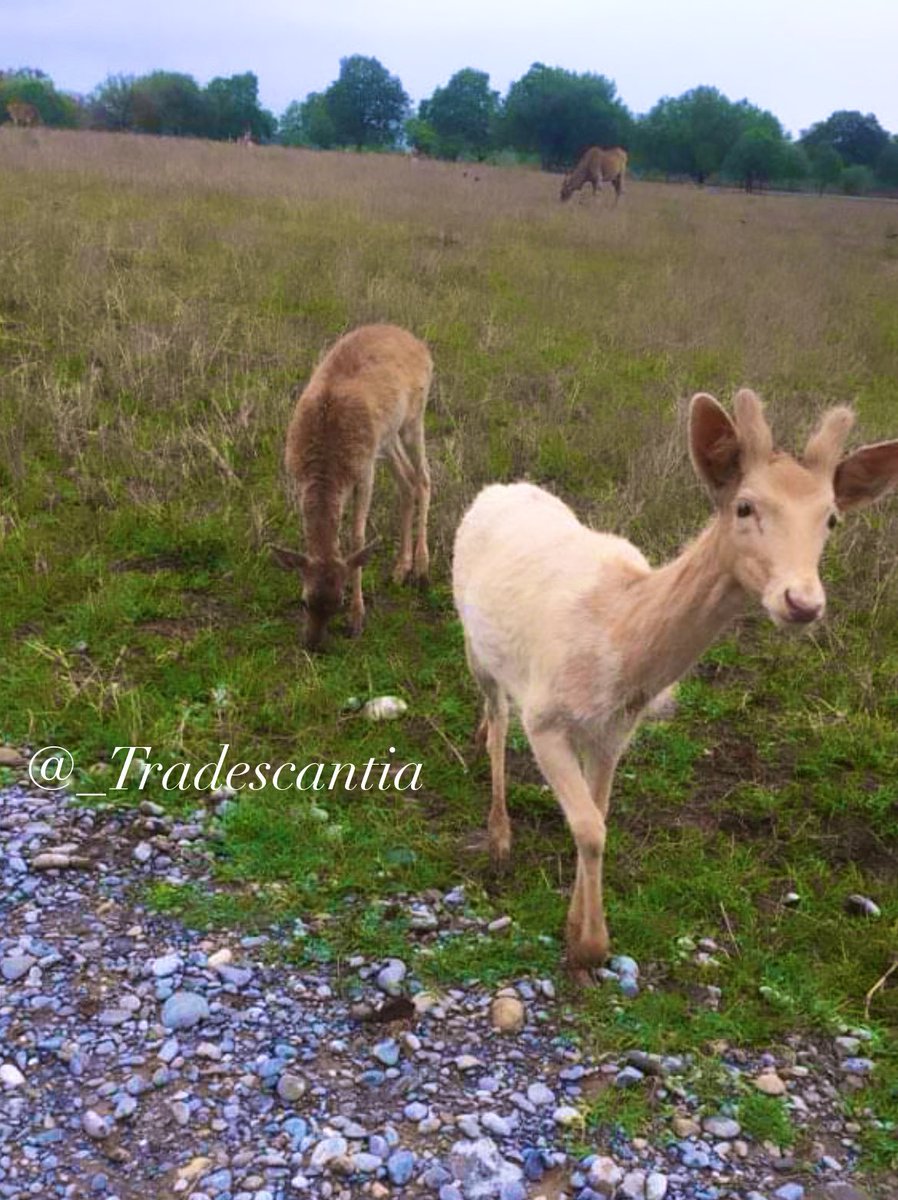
834;1036;861;1057
840;1057;874;1075
277;1073;306;1102
373;1039;400;1066
490;995;525;1033
376;959;407;995
0;1064;25;1089
754;1072;787;1096
481;1112;513;1138
386;1149;416;1186
672;1115;701;1138
310;1136;348;1168
526;1082;554;1107
844;894;881;918
552;1105;581;1126
132;841;154;864
178;1157;212;1183
621;1169;647;1200
150;952;182;978
646;1173;669;1200
1;954;36;982
773;1186;804;1200
82;1110;111;1140
615;1066;645;1088
587;1156;624;1195
703;1116;741;1139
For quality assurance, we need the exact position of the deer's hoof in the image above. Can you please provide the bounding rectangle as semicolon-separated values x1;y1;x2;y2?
566;925;610;970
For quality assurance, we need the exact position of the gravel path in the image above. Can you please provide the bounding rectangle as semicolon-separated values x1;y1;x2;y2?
0;781;889;1200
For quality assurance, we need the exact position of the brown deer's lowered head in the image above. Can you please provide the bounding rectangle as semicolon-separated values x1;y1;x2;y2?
270;543;378;650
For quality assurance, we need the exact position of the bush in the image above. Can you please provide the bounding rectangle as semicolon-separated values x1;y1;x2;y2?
841;164;876;195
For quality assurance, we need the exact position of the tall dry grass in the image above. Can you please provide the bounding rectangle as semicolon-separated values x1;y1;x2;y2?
1;126;897;620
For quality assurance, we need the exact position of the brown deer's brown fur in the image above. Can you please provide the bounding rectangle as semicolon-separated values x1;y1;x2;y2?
272;324;433;649
560;146;628;203
6;101;40;128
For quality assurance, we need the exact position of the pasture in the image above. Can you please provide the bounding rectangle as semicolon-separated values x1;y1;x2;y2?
1;128;897;1168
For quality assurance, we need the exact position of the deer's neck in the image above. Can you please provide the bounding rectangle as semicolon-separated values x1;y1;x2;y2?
300;484;345;558
616;519;744;700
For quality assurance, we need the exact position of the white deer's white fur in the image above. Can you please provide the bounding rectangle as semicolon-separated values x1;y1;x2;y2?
452;390;898;976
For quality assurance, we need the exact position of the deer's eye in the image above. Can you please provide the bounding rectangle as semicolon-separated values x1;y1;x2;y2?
827;512;839;530
736;501;754;518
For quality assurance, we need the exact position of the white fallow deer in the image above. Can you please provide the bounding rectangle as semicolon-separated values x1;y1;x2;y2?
271;324;433;651
453;391;898;979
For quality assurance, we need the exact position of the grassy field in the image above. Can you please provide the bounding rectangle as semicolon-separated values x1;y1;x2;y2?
1;128;897;1171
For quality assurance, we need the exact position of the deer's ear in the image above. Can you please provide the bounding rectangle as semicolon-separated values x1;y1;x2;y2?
345;540;379;570
834;441;898;511
689;393;741;498
270;545;309;571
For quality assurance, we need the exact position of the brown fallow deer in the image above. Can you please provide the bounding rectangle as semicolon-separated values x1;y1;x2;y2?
6;101;40;128
453;391;898;980
272;324;433;650
560;146;628;204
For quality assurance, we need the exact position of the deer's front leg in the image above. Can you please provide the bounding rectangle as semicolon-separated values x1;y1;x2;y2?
525;722;609;971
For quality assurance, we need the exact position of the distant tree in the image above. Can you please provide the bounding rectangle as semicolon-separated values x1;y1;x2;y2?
840;164;876;195
420;68;498;159
324;55;409;149
404;115;439;156
0;68;79;127
204;72;275;141
279;93;337;148
800;110;889;169
875;138;898;187
128;71;207;137
502;63;631;170
806;144;844;194
722;127;786;191
637;87;781;184
778;142;809;185
89;75;137;130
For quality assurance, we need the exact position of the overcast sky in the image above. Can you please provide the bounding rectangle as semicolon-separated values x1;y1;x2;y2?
6;0;898;137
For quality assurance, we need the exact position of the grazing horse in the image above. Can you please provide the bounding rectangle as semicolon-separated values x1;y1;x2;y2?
560;146;627;204
6;101;40;128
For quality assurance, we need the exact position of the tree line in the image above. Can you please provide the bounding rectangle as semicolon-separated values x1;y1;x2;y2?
3;59;898;194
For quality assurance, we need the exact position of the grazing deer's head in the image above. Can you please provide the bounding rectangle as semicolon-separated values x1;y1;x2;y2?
270;543;377;650
559;176;574;202
690;390;898;629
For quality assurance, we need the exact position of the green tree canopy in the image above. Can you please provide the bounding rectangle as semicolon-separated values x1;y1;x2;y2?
279;93;337;149
637;87;782;183
205;72;275;141
722;128;787;191
876;138;898;187
128;71;207;136
0;68;80;127
806;144;844;194
502;63;631;170
420;68;498;159
800;110;889;169
89;75;136;130
324;55;409;149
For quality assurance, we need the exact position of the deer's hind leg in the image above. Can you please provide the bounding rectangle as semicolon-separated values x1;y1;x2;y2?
348;463;375;637
464;634;511;866
400;413;431;585
385;438;417;585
